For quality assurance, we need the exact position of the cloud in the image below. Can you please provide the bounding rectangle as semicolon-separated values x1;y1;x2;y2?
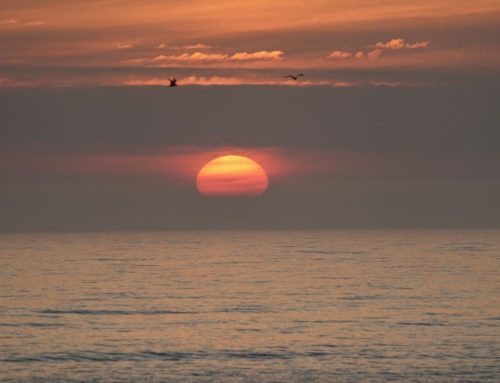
170;43;212;50
375;39;406;50
0;19;18;25
164;52;229;62
229;50;283;61
122;52;228;64
327;50;352;59
354;49;382;60
157;43;166;49
0;19;45;28
0;77;45;87
26;21;45;26
0;146;313;188
122;50;284;65
1;58;27;64
355;51;365;60
183;43;212;49
366;48;383;59
407;41;431;49
348;39;429;60
0;19;44;27
122;76;342;87
117;43;134;49
375;38;430;50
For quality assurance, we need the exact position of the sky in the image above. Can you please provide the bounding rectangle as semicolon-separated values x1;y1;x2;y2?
0;1;499;231
2;0;500;86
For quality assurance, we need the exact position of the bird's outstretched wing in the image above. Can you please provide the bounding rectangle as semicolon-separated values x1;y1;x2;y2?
297;73;304;77
283;75;294;79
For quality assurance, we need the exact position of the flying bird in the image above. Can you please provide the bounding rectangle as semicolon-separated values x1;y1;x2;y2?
284;73;304;80
168;78;177;87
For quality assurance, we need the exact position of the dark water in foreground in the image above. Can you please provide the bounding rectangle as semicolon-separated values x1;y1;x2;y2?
0;230;499;382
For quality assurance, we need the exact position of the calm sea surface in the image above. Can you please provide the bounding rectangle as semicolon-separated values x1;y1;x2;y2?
0;230;499;382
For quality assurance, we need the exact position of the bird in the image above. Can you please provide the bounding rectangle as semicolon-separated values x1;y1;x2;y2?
283;73;304;80
168;78;177;87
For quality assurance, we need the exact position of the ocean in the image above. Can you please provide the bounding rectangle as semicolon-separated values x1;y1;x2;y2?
1;229;499;382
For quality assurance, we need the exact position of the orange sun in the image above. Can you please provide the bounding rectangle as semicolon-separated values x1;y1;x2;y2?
196;155;269;196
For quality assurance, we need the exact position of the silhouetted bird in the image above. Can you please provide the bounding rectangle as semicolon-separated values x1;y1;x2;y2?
169;78;177;87
284;73;304;80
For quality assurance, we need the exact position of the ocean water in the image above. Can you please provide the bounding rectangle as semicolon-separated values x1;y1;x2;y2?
0;229;499;382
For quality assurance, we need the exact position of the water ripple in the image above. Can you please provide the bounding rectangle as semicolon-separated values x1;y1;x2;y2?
37;309;196;316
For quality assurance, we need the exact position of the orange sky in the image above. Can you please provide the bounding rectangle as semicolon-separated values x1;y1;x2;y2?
2;145;496;187
1;0;500;86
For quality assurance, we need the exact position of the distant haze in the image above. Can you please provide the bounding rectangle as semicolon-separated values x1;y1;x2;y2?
0;84;499;232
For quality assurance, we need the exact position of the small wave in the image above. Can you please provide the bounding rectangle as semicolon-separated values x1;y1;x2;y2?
0;349;319;363
438;242;490;253
37;309;196;316
293;319;356;324
214;305;273;313
222;351;291;360
396;321;446;327
339;295;385;301
0;322;64;328
0;351;195;363
296;249;332;255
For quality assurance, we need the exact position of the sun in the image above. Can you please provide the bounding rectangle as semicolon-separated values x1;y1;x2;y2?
196;155;269;197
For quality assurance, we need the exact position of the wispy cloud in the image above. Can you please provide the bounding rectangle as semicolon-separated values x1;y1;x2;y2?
124;76;353;87
183;43;212;50
330;38;430;61
25;20;44;26
0;77;44;87
123;52;228;64
230;50;283;61
170;43;212;50
0;145;317;181
0;19;18;25
117;43;134;49
0;58;28;64
0;68;446;88
328;50;352;59
0;19;44;27
374;38;430;50
160;52;228;62
122;50;284;65
355;49;383;60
